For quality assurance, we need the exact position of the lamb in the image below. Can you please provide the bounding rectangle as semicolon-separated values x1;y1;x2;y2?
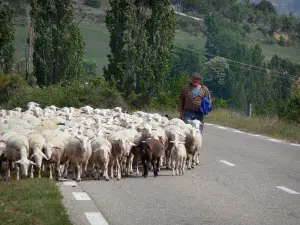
64;135;92;181
107;131;137;180
170;138;187;176
43;135;68;180
27;132;49;178
4;134;35;180
90;137;112;181
140;138;164;178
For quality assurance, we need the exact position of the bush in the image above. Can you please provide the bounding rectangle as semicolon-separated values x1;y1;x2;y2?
84;0;100;8
4;76;127;110
243;23;252;33
0;73;28;106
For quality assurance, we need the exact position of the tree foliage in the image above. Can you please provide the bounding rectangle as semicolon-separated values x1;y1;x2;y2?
0;1;15;74
104;0;175;106
30;0;84;86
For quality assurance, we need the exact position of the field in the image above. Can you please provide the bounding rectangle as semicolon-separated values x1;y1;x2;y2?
0;178;71;225
14;19;300;76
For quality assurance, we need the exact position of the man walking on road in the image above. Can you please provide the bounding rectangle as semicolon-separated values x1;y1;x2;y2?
178;72;212;134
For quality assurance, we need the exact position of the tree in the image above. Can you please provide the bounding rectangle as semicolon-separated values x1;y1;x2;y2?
0;1;15;74
104;0;175;105
30;0;84;86
255;0;276;14
204;12;218;58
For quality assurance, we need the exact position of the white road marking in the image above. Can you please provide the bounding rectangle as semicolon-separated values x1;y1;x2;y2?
217;126;227;130
72;192;91;200
63;181;77;186
205;123;213;126
85;212;109;225
219;160;236;167
249;133;261;137
268;138;282;143
233;130;244;133
290;143;300;147
276;186;299;194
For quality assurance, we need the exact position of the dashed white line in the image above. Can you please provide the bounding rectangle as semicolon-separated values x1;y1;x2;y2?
276;186;299;194
72;192;91;200
85;212;109;225
63;181;77;186
219;160;236;167
268;138;282;143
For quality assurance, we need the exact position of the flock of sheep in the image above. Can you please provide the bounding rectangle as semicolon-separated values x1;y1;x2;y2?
0;102;203;182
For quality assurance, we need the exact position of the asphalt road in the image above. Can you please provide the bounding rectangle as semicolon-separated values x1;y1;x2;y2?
57;124;300;225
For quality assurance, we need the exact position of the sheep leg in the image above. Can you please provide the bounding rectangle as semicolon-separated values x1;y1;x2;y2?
135;157;140;175
72;164;76;180
195;151;200;165
129;154;134;174
187;154;192;170
37;165;41;178
49;163;53;179
172;158;176;176
109;158;114;179
55;161;61;180
142;159;148;178
76;163;81;182
6;160;12;180
175;159;179;176
41;163;45;172
182;157;186;175
30;164;34;178
152;159;157;177
191;152;195;169
156;157;161;175
16;164;20;180
63;161;69;179
116;157;121;180
103;159;109;181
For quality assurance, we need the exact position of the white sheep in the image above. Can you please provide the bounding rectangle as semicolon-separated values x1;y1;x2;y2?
4;134;36;180
65;135;92;181
90;137;112;181
170;138;187;176
27;132;49;178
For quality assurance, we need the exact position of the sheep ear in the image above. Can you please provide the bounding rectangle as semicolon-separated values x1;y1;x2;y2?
15;159;22;164
29;160;36;165
130;142;136;147
75;135;82;140
142;141;146;143
169;141;175;143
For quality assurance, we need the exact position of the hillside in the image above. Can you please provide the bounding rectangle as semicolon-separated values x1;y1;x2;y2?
12;0;300;74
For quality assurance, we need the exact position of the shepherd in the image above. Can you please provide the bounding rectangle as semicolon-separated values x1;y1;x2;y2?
178;72;212;134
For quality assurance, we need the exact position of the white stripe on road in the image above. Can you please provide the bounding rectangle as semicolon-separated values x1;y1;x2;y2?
268;138;282;143
249;133;261;137
63;181;77;186
276;186;299;194
233;130;244;133
219;160;236;167
290;143;300;147
216;126;227;130
85;212;109;225
72;192;91;200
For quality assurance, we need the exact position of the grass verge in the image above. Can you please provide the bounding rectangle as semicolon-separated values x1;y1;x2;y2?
0;178;71;225
205;108;300;143
145;107;300;144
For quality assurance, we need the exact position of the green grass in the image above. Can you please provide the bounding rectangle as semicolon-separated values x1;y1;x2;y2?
0;178;71;225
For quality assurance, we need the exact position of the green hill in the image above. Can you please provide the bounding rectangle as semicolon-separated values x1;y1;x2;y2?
12;0;300;74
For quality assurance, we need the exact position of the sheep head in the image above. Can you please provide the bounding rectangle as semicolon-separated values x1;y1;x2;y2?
14;158;36;178
30;147;49;168
170;140;186;148
116;137;136;156
75;135;91;152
